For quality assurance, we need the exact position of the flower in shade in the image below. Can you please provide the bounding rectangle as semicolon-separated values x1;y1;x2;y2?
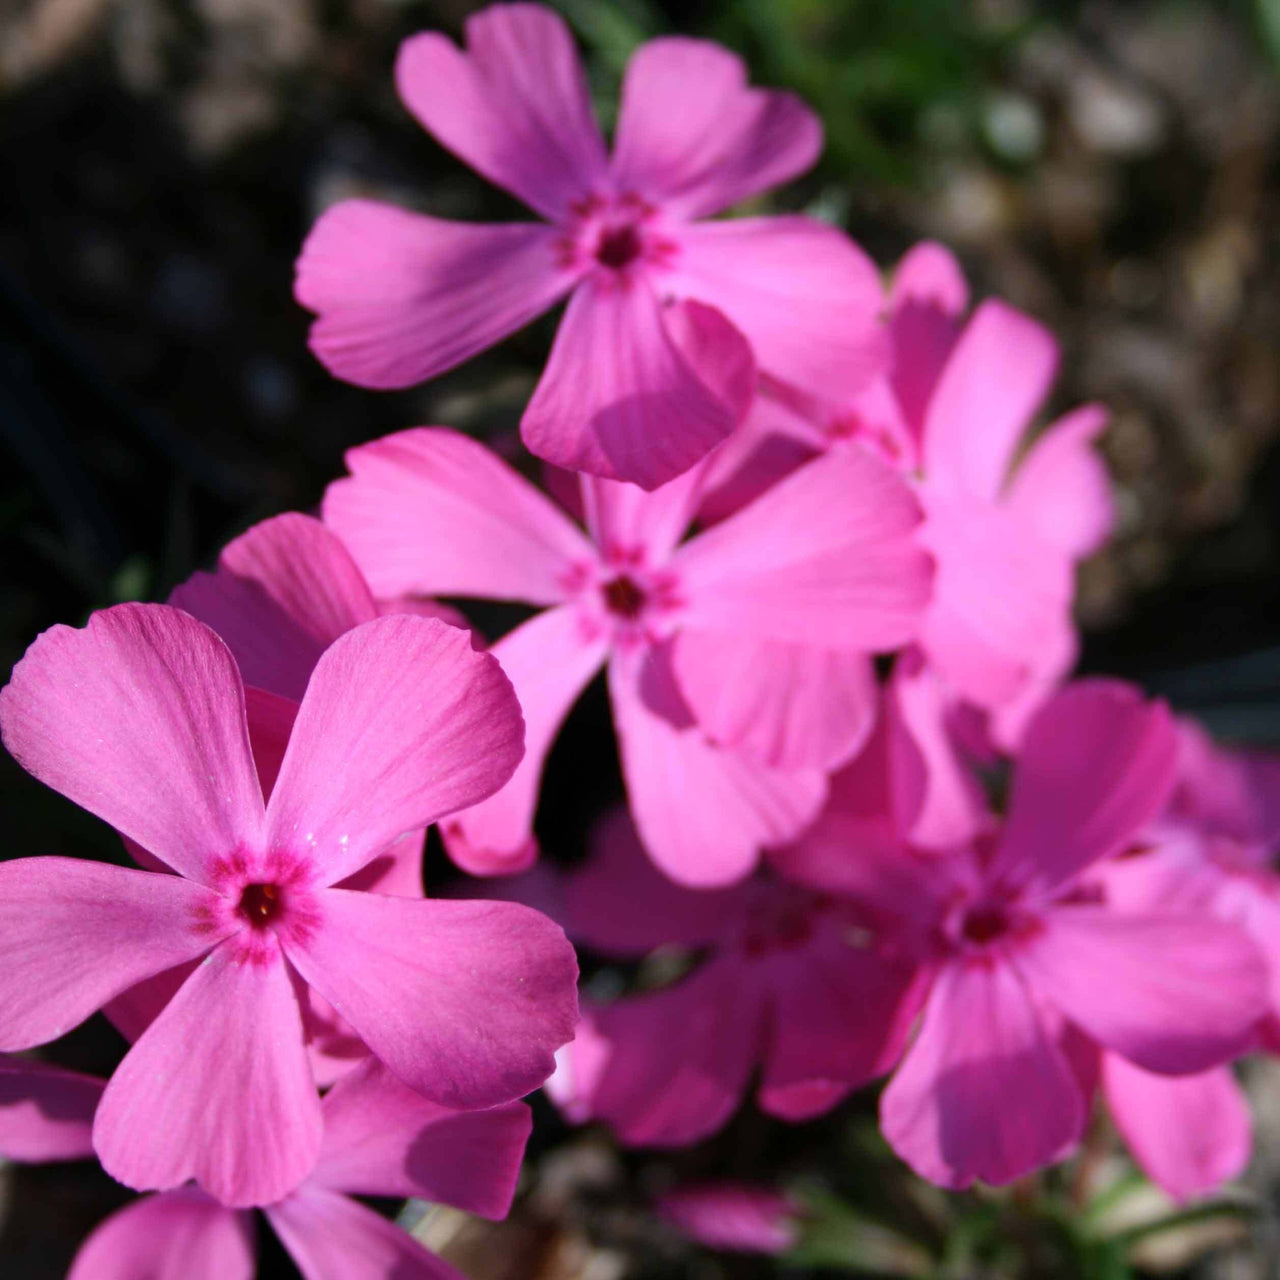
295;2;885;490
0;1054;103;1164
323;427;931;885
657;1183;802;1255
0;603;577;1206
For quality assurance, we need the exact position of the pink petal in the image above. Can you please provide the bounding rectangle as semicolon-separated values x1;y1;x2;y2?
665;216;885;401
1103;1055;1249;1201
671;631;876;770
0;603;263;884
265;616;524;887
1005;404;1114;558
880;958;1085;1188
284;890;578;1109
297;201;573;389
657;1183;800;1255
610;37;821;220
521;276;742;490
242;686;301;802
394;8;606;222
756;1078;854;1121
0;858;229;1050
673;448;931;648
1015;907;1267;1073
580;469;706;567
267;1184;462;1280
311;1057;530;1216
95;939;322;1207
323;427;594;606
889;241;969;315
984;617;1078;752
609;655;827;887
336;827;425;898
442;606;608;875
169;513;377;703
988;680;1179;899
0;1056;103;1162
922;299;1058;502
68;1190;255;1280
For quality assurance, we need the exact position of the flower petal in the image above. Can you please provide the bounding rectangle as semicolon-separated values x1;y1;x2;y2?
880;959;1085;1189
394;7;606;222
610;37;821;220
297;201;574;389
324;427;594;606
0;603;263;884
0;1056;103;1162
94;940;322;1207
284;890;578;1110
0;858;229;1051
265;615;524;887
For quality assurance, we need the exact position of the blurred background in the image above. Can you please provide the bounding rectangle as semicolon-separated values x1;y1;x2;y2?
2;1;1280;1276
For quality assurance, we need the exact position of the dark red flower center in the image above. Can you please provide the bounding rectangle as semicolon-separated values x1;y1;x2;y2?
595;223;644;270
238;882;283;927
960;903;1010;946
602;574;647;619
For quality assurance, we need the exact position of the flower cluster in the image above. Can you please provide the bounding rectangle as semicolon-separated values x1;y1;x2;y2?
2;4;1277;1275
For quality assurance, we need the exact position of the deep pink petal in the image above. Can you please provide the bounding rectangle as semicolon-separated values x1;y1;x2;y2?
68;1191;255;1280
297;201;573;389
311;1057;530;1215
609;655;827;887
169;513;376;703
285;890;578;1110
988;680;1179;899
1103;1055;1249;1201
671;631;876;770
0;1056;103;1162
666;216;885;401
442;606;608;875
984;617;1078;753
394;7;606;221
324;427;594;606
0;858;229;1050
673;448;931;648
1015;908;1267;1073
95;939;321;1207
889;241;969;314
610;37;820;220
756;1078;854;1122
265;615;524;887
522;276;742;490
657;1184;800;1255
0;603;263;884
880;959;1085;1189
242;686;301;802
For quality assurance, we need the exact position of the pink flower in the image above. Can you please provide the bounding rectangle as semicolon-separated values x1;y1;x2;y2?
295;3;884;490
0;603;578;1206
0;1054;103;1163
657;1183;802;1255
323;427;931;885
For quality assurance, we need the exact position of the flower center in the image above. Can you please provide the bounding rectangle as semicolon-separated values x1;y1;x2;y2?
595;223;644;271
238;881;284;928
960;903;1009;945
602;574;647;619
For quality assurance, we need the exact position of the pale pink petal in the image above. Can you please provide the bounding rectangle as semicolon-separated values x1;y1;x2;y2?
922;299;1058;501
0;604;263;884
170;513;376;703
394;7;606;222
880;959;1085;1188
610;37;820;220
68;1191;255;1280
311;1058;530;1216
442;606;608;875
580;470;706;567
1005;404;1113;558
269;1185;462;1280
0;1056;103;1162
657;1184;800;1255
609;656;827;887
522;276;742;490
1015;908;1267;1073
95;939;321;1207
1103;1055;1249;1201
671;631;876;770
673;448;930;648
0;859;229;1051
285;890;577;1110
323;427;594;606
297;201;574;390
988;680;1179;899
666;216;885;401
265;616;524;887
985;618;1078;753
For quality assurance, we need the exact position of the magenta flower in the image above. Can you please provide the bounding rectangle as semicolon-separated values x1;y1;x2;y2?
0;1054;103;1163
295;2;884;490
657;1183;802;1256
323;427;931;884
0;603;578;1206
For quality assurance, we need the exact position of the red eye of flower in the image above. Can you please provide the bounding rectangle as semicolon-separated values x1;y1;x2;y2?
595;224;644;270
238;882;282;926
602;575;647;619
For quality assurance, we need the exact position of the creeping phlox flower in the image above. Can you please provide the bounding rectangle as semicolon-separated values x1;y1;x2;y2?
0;603;578;1206
295;2;885;490
323;427;932;885
0;1055;531;1280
